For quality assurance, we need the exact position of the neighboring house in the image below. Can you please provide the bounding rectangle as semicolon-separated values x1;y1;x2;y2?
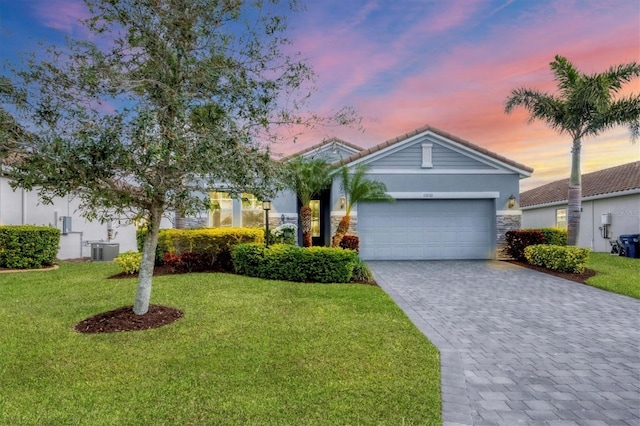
1;125;533;261
520;161;640;252
0;175;140;259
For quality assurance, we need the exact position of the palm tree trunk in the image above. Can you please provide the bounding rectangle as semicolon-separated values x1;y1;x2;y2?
331;215;351;248
300;205;312;247
567;138;582;246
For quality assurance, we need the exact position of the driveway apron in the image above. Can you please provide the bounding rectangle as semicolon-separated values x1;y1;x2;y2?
368;260;640;426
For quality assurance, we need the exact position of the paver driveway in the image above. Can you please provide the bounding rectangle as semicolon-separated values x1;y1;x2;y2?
368;260;640;426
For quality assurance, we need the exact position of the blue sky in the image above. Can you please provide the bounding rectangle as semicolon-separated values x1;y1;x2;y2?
1;0;639;190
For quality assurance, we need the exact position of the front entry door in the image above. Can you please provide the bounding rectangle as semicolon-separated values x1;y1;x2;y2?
304;188;331;247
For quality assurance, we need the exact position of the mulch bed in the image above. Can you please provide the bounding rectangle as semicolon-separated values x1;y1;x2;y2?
107;265;177;279
505;260;596;284
74;305;183;333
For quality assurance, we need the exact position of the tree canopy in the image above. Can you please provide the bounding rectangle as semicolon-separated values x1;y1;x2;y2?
2;0;355;314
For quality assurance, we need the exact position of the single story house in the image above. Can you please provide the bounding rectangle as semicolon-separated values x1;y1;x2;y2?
520;161;640;252
265;124;533;260
1;124;533;261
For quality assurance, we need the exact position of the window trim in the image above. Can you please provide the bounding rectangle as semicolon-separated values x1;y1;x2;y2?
555;208;567;229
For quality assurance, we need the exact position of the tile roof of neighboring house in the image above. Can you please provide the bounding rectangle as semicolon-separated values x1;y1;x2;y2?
280;137;363;161
332;123;534;173
520;161;640;208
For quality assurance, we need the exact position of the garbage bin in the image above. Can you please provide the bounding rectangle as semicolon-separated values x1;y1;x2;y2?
91;243;120;261
619;234;640;259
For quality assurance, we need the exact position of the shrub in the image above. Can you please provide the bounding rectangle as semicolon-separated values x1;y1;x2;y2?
164;251;212;273
271;223;297;245
527;228;567;246
351;257;375;284
114;251;143;274
137;228;264;268
340;235;359;253
524;244;591;273
504;230;545;261
0;225;60;269
232;243;358;283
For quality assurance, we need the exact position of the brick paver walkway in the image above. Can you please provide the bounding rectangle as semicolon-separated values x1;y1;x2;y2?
368;260;640;426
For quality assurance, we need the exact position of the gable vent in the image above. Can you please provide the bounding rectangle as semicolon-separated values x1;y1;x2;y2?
422;143;433;168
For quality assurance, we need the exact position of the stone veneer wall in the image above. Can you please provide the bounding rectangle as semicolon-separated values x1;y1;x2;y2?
496;214;521;259
330;213;358;238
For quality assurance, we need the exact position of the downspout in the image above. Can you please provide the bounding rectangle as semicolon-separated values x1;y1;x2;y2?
591;202;595;250
22;188;27;224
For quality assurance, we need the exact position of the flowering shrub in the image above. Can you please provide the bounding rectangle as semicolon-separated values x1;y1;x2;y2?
271;223;297;245
524;244;590;273
114;251;143;274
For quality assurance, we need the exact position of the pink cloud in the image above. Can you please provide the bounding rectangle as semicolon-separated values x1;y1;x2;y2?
32;0;90;35
284;0;640;188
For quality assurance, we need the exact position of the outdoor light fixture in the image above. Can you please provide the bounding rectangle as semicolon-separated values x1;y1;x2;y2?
340;196;346;209
508;194;516;209
263;200;271;247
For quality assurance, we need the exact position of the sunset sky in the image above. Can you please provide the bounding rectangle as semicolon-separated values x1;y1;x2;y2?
1;0;639;191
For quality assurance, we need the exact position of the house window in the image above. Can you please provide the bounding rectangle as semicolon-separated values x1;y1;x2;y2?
241;193;264;228
555;208;567;229
422;143;433;168
310;200;320;237
210;192;233;227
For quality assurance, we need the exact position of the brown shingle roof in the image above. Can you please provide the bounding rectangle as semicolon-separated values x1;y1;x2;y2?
332;123;534;174
520;161;640;207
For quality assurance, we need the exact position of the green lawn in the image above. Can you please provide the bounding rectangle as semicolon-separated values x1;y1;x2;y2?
0;262;441;426
586;252;640;299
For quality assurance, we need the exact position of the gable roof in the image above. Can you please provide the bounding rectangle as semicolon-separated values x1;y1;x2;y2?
281;137;363;161
333;124;534;175
520;161;640;208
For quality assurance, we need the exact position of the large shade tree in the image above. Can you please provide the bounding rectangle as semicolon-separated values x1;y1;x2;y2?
285;156;335;247
505;55;640;245
3;0;354;315
331;163;393;248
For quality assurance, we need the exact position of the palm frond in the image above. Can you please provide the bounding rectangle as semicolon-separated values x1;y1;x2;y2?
604;62;640;92
550;55;580;96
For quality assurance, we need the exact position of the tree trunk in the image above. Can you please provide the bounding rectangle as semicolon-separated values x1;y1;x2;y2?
567;138;582;246
133;205;163;315
175;211;185;229
331;215;351;248
300;205;312;247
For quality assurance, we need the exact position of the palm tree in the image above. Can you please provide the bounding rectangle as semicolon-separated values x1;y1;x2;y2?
505;55;640;245
331;163;394;248
286;156;335;247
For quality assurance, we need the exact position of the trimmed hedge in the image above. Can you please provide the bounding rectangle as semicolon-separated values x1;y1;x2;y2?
504;230;545;261
232;243;358;283
524;244;591;273
137;228;264;268
0;225;60;269
525;228;567;246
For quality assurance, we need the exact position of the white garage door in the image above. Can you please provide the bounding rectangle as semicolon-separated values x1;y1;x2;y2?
358;199;494;260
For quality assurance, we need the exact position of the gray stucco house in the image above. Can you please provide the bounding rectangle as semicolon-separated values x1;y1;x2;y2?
521;161;640;252
265;124;533;260
1;124;533;260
